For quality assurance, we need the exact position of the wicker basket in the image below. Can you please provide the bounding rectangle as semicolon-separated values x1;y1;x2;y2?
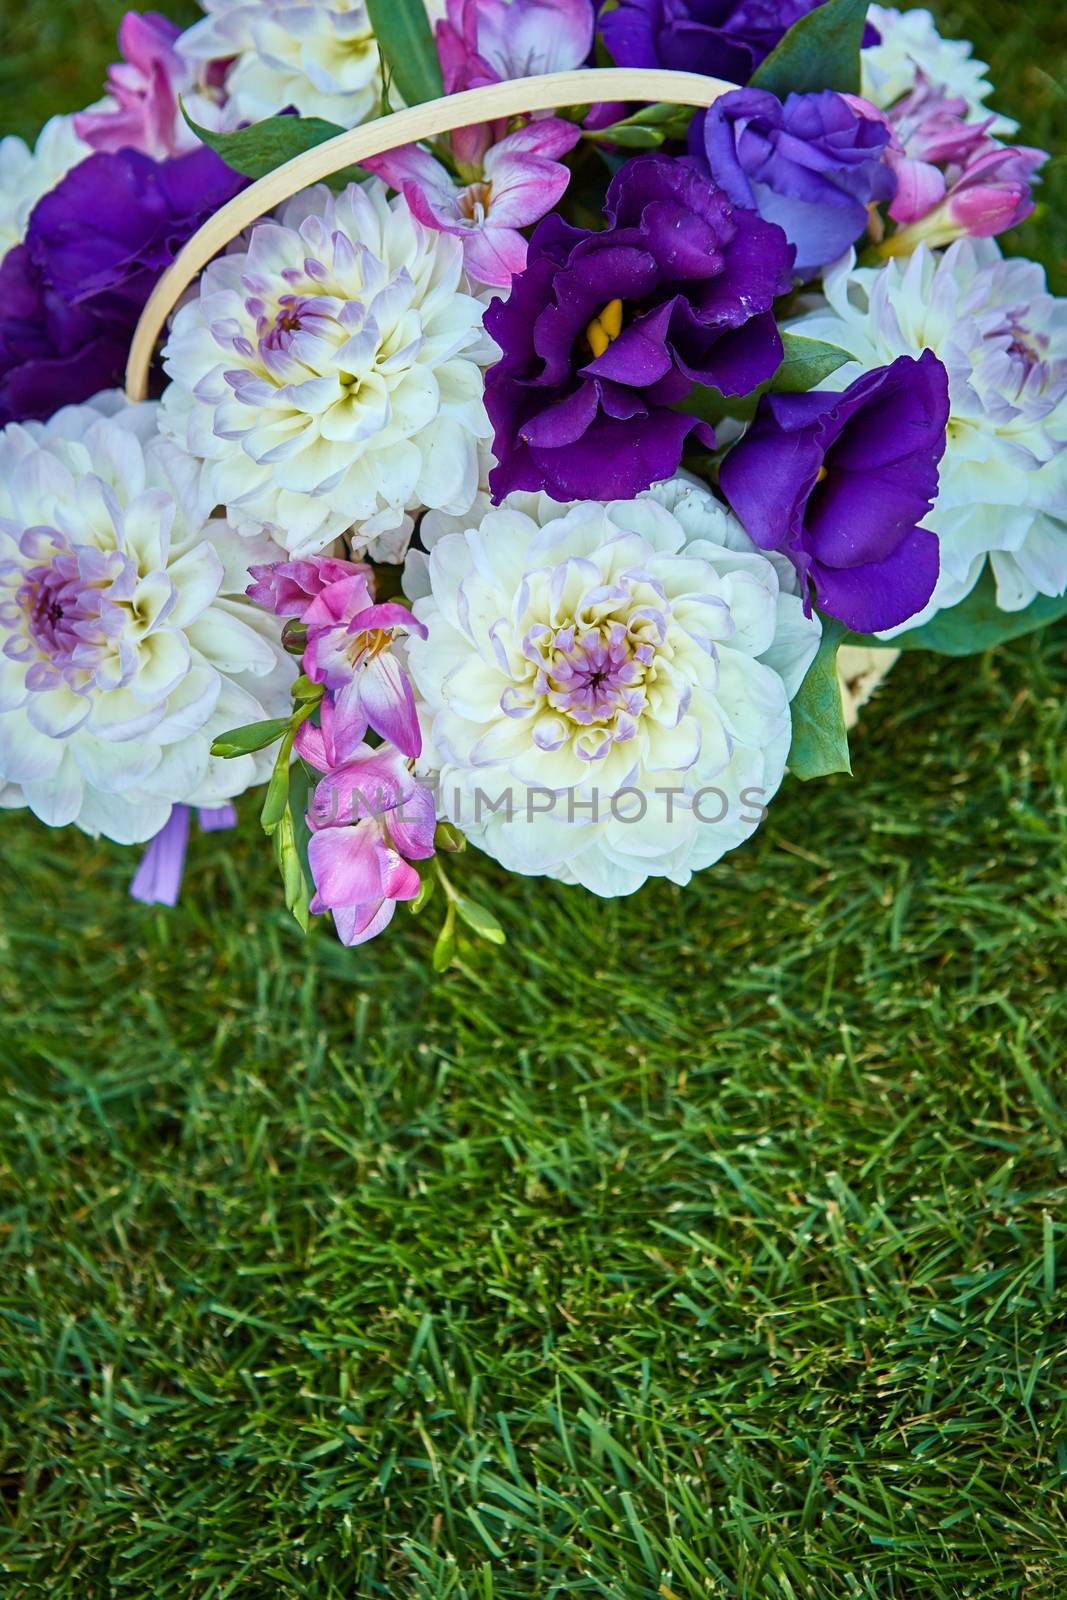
125;66;899;723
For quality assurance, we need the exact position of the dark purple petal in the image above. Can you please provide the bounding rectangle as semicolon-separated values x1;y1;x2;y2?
703;86;895;277
720;351;950;629
810;525;940;632
484;152;792;502
0;146;246;427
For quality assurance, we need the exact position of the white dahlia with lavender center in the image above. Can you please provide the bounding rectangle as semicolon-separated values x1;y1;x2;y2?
791;241;1067;627
861;5;1015;132
0;115;88;261
178;0;382;127
0;397;293;842
403;480;822;898
160;181;494;558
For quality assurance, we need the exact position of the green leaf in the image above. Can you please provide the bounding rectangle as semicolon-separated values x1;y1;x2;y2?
260;727;296;835
788;616;852;781
365;0;444;109
182;108;361;181
211;717;292;758
272;803;311;934
584;102;695;148
290;675;324;703
773;332;854;393
676;333;853;428
432;904;457;973
434;821;467;854
749;0;868;95
408;873;436;916
288;761;315;889
849;567;1067;656
454;896;506;946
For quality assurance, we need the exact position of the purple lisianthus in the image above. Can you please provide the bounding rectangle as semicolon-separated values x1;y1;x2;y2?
600;0;877;84
719;350;950;632
702;88;896;277
483;153;794;502
0;145;245;426
0;245;130;427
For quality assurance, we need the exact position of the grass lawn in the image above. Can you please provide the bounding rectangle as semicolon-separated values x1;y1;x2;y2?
1;3;1065;1596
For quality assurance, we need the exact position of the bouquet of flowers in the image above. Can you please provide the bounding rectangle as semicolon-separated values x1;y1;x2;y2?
2;0;1063;963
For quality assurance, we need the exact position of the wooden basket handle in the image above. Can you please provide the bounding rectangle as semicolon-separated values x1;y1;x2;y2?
125;66;734;400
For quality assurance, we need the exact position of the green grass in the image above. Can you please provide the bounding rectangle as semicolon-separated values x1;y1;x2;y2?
1;3;1066;1596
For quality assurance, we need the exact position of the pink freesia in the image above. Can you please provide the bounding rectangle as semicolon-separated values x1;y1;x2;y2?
247;555;374;618
305;744;437;947
364;118;580;286
74;12;189;159
847;79;1047;251
436;0;593;162
302;577;427;759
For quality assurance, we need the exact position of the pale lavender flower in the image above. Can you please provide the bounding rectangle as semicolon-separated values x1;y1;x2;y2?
128;802;237;905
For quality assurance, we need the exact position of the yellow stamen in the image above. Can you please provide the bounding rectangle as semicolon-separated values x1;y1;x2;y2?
816;466;828;485
585;298;624;359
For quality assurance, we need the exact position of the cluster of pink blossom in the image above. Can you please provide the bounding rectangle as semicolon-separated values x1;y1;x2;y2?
849;75;1046;254
248;558;436;945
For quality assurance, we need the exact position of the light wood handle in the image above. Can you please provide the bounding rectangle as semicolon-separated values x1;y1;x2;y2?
124;66;734;400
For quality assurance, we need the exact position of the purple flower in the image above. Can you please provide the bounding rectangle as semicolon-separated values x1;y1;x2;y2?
128;802;237;906
483;153;794;502
0;245;130;428
306;744;437;947
702;89;896;278
301;574;428;760
600;0;876;83
719;351;950;632
0;145;245;427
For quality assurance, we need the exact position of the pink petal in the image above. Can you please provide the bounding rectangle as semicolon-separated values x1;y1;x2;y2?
346;601;426;637
301;573;373;627
309;747;412;831
308;823;387;906
379;849;422;901
332;898;396;945
488;116;582;164
360;653;423;758
462;224;530;287
363;144;465;233
294;718;330;772
482;148;574;228
888;152;946;224
388;781;438;861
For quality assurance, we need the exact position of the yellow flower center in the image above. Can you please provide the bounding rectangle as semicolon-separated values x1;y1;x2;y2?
585;299;624;360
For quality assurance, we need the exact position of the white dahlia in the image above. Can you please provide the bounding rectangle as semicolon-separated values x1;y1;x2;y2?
862;5;1015;132
160;180;494;559
403;480;822;899
790;242;1067;627
0;116;88;262
178;0;382;127
0;396;294;843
